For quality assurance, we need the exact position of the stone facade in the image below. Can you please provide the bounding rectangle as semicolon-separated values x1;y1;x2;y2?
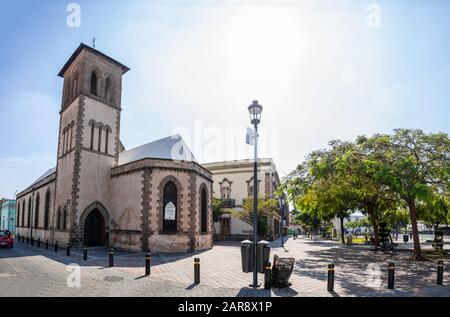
15;43;213;253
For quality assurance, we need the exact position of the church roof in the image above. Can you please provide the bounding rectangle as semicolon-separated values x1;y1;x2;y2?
31;167;56;186
118;135;198;165
58;43;130;77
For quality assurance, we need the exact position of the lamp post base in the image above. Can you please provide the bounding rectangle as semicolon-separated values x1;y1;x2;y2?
249;283;261;288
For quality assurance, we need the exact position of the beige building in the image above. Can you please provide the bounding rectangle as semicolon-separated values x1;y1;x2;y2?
15;43;213;253
202;158;283;240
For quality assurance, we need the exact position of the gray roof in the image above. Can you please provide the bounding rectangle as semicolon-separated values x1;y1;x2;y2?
118;135;197;165
31;167;56;186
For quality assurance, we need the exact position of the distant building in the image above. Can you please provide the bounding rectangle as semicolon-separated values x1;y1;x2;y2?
1;199;16;233
203;158;284;241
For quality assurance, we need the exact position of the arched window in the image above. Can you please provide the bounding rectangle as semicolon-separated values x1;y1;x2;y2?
16;202;20;227
163;181;178;232
105;126;110;154
67;78;72;102
57;208;61;230
72;74;78;98
44;190;50;230
21;200;25;227
90;120;95;150
27;197;32;228
62;127;66;155
63;207;67;230
201;187;207;233
69;124;73;151
34;193;40;228
90;71;98;96
97;125;102;152
104;77;112;102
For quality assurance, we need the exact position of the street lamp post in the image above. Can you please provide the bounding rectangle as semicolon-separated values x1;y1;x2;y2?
279;197;285;248
248;100;262;288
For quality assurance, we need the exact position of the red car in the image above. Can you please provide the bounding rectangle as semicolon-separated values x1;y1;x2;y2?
0;230;13;248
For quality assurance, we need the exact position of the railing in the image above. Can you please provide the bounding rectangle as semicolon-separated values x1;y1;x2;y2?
222;199;235;208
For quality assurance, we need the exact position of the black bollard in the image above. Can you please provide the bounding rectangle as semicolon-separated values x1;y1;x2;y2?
66;243;71;256
37;238;40;248
437;260;444;285
388;262;395;289
45;239;49;250
26;236;29;244
109;248;114;267
264;262;272;290
31;237;34;246
327;264;335;292
194;258;200;284
83;245;87;260
145;253;151;276
54;240;58;253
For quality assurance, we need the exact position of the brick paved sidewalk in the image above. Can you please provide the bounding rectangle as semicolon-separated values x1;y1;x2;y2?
6;237;450;297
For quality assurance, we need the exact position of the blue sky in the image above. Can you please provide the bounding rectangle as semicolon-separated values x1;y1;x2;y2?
0;0;449;198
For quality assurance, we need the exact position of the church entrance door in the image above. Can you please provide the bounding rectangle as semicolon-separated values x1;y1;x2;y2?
84;208;105;247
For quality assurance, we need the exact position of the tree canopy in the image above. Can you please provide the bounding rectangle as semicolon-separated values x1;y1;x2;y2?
280;129;449;260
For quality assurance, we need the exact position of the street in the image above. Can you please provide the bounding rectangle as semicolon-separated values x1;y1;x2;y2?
0;237;449;297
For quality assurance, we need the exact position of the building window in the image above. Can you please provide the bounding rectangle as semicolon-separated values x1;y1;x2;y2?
63;207;67;230
104;77;112;102
21;200;25;227
163;181;177;233
34;193;40;228
201;187;207;233
97;126;102;152
90;121;95;150
44;190;50;230
105;127;109;154
62;128;66;155
57;208;61;230
16;202;20;227
69;125;73;150
27;197;32;228
90;71;98;96
219;178;232;200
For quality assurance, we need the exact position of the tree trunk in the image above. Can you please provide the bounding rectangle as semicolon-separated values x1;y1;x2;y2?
340;216;345;244
367;206;380;248
407;199;424;261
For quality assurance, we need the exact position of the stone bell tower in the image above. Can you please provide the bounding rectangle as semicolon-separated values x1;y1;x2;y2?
54;43;129;245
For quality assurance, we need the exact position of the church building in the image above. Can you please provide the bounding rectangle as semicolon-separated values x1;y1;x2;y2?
15;44;213;252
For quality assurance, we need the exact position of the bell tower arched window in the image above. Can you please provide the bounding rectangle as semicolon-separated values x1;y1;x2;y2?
90;71;98;96
104;77;112;103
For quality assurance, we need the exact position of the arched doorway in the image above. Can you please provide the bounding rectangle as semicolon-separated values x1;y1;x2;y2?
84;209;105;247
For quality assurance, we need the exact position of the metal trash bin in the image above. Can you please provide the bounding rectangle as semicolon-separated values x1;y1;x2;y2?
241;240;253;273
257;240;270;273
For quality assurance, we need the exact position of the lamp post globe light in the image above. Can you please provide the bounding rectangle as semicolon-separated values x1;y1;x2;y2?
248;100;262;288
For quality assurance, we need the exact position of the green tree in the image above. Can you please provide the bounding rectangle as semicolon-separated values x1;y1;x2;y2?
360;129;450;260
233;198;280;237
211;198;224;238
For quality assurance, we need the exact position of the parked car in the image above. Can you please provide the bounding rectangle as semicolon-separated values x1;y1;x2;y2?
0;230;13;248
